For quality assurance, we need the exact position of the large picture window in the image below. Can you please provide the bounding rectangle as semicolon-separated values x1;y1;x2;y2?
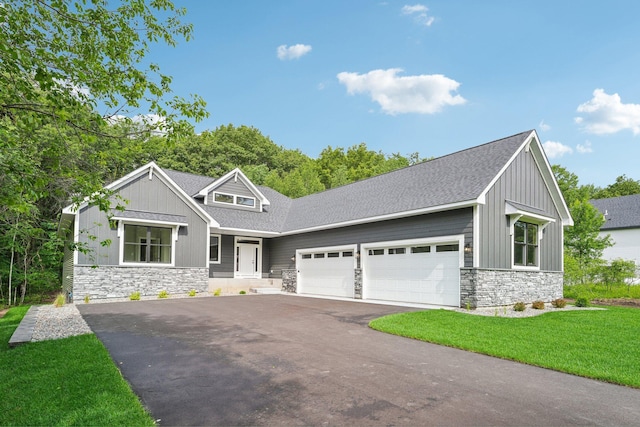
123;225;172;264
514;221;538;267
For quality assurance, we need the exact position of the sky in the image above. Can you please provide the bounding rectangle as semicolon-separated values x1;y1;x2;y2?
140;0;640;188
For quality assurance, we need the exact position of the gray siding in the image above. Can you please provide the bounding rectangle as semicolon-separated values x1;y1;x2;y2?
206;175;261;212
77;171;209;268
269;209;473;277
209;234;271;278
479;148;563;271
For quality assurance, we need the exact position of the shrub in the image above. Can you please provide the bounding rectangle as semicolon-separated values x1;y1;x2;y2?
54;293;66;307
531;300;545;310
84;295;90;304
575;296;590;307
158;290;169;299
213;288;221;296
551;298;567;308
513;301;526;312
188;289;196;297
129;291;140;301
239;290;246;295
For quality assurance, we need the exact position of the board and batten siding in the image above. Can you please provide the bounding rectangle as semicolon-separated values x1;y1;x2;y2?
76;171;209;268
478;148;563;271
269;208;473;277
206;176;261;212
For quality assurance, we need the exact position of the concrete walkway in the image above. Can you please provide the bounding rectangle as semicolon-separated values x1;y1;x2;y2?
8;305;39;347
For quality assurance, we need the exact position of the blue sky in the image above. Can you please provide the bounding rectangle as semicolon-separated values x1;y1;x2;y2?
143;0;640;188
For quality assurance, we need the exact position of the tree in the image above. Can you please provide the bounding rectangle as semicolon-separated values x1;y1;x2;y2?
592;175;640;199
0;0;207;305
564;200;612;283
551;164;595;206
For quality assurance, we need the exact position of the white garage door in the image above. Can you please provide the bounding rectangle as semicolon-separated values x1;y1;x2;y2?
297;246;357;298
363;239;461;306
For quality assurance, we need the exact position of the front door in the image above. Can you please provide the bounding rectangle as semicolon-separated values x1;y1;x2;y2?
235;239;261;278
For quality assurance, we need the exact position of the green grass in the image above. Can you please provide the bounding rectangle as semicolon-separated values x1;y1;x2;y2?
0;306;155;426
370;306;640;388
564;283;640;300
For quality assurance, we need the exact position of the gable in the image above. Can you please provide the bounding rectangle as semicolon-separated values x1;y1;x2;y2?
198;168;270;213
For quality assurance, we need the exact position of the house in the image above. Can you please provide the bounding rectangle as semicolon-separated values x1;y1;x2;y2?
59;130;573;307
590;194;640;280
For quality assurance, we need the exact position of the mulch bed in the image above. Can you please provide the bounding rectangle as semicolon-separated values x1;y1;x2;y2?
591;298;640;308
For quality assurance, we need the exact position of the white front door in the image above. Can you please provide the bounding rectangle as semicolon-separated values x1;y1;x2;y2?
235;239;261;278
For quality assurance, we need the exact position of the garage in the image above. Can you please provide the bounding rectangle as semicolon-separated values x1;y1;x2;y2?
362;237;462;306
296;245;357;298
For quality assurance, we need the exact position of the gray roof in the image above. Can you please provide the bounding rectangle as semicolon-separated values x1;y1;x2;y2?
161;131;533;233
164;169;216;197
591;194;640;230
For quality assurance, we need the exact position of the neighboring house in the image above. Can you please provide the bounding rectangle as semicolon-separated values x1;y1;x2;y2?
59;130;573;307
591;194;640;279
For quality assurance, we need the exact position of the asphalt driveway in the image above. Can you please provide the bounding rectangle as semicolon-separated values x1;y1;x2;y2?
79;295;640;426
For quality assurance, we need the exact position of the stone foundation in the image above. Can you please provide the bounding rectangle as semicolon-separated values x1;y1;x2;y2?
460;268;563;308
282;269;297;293
72;265;208;301
354;268;362;299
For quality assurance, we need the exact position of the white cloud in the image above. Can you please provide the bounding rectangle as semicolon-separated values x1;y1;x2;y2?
575;89;640;135
336;68;466;115
538;120;551;132
277;44;312;60
401;4;435;26
576;141;593;154
542;140;573;159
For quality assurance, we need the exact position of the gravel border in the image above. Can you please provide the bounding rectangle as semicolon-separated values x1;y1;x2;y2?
454;303;605;318
31;304;92;342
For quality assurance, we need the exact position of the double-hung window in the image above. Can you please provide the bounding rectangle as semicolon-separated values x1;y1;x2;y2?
513;221;538;267
123;225;172;264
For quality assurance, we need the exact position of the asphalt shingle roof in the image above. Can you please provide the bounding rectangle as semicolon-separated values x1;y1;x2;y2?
591;194;640;230
162;131;533;233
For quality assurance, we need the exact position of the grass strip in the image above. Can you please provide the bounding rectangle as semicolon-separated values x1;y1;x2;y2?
0;306;155;426
370;306;640;388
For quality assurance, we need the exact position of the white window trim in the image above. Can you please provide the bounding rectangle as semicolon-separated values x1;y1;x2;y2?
209;234;221;264
212;192;256;208
118;220;180;267
510;218;544;270
233;236;262;279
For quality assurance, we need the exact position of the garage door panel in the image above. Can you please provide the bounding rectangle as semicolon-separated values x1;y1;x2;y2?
364;242;460;306
298;248;355;298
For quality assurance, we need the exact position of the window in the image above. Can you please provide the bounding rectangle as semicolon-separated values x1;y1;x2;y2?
314;253;325;258
237;196;255;207
327;252;340;258
368;249;384;256
514;221;538;267
210;235;220;263
411;246;431;254
213;192;256;208
436;244;459;252
342;251;354;257
301;254;312;259
388;247;406;255
214;193;234;204
123;225;172;264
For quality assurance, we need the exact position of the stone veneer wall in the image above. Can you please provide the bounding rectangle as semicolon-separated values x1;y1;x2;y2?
73;266;208;300
281;269;297;293
460;268;563;308
354;268;362;299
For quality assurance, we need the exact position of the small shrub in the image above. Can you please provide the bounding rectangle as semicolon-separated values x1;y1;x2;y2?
513;301;526;312
188;289;197;297
158;290;169;299
84;295;90;304
239;290;246;295
213;288;222;296
129;291;141;301
551;298;567;308
575;296;590;307
531;300;545;310
54;293;66;307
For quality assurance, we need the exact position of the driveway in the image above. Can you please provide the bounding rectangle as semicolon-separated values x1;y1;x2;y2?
79;295;640;426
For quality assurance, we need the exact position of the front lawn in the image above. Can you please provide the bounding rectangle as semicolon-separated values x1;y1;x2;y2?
0;306;155;426
370;306;640;388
